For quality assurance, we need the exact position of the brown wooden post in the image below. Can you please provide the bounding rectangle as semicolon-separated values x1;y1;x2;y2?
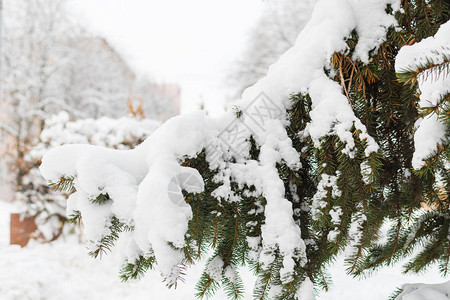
10;213;37;247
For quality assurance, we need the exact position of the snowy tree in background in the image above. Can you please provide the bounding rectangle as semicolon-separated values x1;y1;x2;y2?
58;36;135;119
227;0;317;99
41;0;449;299
131;78;181;121
0;0;75;193
0;0;178;200
20;112;160;242
0;0;177;123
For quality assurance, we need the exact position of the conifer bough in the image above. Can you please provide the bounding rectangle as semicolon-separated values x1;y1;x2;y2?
40;0;449;299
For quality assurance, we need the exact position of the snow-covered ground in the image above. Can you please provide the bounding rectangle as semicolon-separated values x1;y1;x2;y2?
0;201;253;300
0;200;447;299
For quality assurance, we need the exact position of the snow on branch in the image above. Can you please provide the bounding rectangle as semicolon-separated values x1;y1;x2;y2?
395;20;450;170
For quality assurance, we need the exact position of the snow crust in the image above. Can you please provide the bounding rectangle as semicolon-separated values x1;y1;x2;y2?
40;0;401;293
395;20;450;169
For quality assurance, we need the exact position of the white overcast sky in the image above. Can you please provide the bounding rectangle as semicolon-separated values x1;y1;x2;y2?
68;0;265;115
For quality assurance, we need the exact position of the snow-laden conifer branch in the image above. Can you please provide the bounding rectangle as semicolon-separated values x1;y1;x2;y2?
40;0;405;298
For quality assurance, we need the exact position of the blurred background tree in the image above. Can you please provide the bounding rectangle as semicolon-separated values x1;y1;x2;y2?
0;0;179;203
226;0;317;100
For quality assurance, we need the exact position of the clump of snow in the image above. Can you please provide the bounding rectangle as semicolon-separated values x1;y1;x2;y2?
395;21;450;89
395;20;450;169
396;281;450;300
412;115;446;169
312;173;341;221
329;206;343;224
351;0;400;63
295;277;315;300
224;265;237;283
206;256;224;282
360;160;374;184
267;284;283;299
246;236;262;261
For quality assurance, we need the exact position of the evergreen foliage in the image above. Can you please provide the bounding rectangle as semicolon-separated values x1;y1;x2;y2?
120;254;156;282
48;1;450;299
48;177;76;193
88;215;134;259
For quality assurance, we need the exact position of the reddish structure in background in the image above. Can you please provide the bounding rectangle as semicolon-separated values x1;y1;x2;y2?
10;213;37;247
